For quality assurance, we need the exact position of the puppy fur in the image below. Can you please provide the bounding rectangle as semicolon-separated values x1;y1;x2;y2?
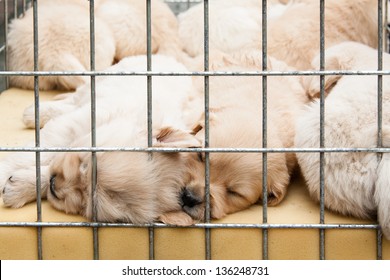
1;55;198;225
179;50;308;221
8;2;115;90
48;124;201;225
177;0;288;57
295;41;390;239
96;0;188;63
265;0;379;70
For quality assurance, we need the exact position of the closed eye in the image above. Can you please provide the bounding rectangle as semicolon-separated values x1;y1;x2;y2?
197;152;204;162
227;187;247;200
50;175;59;200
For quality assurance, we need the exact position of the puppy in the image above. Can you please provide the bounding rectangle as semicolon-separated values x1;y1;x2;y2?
96;0;187;63
177;0;288;57
295;41;390;239
8;2;115;90
178;50;308;221
1;55;198;225
265;0;379;70
48;124;201;225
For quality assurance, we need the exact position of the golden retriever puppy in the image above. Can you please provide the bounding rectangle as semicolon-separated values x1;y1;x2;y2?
177;0;288;57
178;50;308;221
295;41;390;239
265;0;379;70
0;55;196;226
7;2;115;90
48;123;201;225
96;0;187;63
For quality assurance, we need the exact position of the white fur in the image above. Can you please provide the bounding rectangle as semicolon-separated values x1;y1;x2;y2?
0;55;194;210
295;42;390;239
7;2;115;90
96;0;186;62
178;0;287;57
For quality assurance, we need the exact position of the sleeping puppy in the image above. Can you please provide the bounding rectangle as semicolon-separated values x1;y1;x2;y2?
97;0;187;63
265;0;379;70
177;0;288;57
48;124;201;225
295;41;390;239
0;55;198;225
8;1;115;90
178;50;308;221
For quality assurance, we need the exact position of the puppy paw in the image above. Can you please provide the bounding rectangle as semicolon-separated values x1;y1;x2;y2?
23;101;74;129
22;104;43;129
2;168;48;208
159;211;196;226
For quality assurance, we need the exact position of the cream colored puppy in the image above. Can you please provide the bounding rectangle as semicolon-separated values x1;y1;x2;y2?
178;50;308;221
97;0;186;63
266;0;378;70
178;0;288;57
8;2;115;90
0;55;198;225
295;42;390;239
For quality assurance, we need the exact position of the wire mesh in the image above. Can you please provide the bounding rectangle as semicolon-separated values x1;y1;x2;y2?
0;0;388;260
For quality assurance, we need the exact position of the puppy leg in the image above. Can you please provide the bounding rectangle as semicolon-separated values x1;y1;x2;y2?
52;53;89;91
159;211;196;226
2;166;50;208
23;96;77;128
267;153;291;206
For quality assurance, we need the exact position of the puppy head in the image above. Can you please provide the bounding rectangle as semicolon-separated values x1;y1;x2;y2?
48;127;202;225
180;113;290;221
47;152;88;216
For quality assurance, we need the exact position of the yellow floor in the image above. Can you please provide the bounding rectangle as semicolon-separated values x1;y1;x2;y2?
0;88;389;260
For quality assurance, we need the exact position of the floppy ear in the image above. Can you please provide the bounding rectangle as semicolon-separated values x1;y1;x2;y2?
302;54;344;99
153;127;202;148
62;153;82;180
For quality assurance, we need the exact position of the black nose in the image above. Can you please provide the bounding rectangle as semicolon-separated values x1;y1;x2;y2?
180;188;202;208
49;175;59;199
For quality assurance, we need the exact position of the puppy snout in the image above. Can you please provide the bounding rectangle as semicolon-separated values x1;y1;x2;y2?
180;187;202;208
49;175;59;199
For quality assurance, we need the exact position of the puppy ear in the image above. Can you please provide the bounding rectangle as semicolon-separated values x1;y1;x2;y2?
154;127;202;148
62;153;82;180
302;53;344;99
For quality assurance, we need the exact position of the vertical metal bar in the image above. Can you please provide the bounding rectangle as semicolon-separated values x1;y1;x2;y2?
203;0;211;261
89;0;99;260
261;0;268;261
32;0;42;260
13;0;17;19
386;0;389;53
4;0;9;88
319;0;326;260
146;0;155;260
377;227;383;260
22;0;27;16
377;0;384;260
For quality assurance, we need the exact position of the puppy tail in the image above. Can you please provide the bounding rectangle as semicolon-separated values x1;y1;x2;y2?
374;127;390;240
51;53;89;90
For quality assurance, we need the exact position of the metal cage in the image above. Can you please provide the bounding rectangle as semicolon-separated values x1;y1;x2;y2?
0;0;389;260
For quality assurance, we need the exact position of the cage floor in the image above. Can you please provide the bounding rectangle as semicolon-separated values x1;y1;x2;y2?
0;88;389;260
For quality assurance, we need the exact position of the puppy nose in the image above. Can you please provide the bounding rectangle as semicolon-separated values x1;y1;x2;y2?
181;188;202;208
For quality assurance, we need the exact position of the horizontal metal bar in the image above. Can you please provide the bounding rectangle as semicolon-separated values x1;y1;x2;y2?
1;70;390;77
0;221;379;230
164;0;201;3
1;147;390;153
